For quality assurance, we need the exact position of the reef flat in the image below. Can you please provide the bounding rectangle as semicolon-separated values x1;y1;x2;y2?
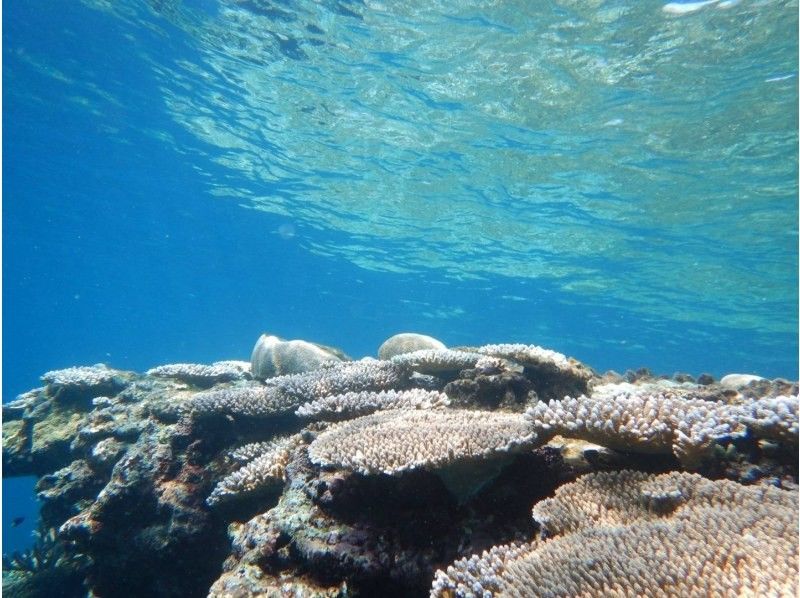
3;334;798;597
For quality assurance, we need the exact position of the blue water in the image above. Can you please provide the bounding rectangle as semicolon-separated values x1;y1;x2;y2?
3;0;797;555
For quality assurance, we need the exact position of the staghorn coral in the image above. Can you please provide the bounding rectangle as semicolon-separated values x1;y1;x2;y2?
378;333;447;360
207;434;305;506
390;349;488;374
251;334;347;380
431;470;799;597
308;409;537;475
526;390;748;467
295;389;450;421
146;360;251;387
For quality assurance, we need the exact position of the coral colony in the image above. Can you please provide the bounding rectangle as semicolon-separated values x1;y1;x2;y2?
3;333;798;596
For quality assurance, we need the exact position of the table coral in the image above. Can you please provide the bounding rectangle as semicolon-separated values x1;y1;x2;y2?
432;470;799;597
308;409;537;475
296;388;450;421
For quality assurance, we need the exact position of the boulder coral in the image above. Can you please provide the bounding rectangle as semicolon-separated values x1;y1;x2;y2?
250;334;348;379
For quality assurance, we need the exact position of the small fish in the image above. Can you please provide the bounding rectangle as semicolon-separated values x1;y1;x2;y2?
10;517;25;527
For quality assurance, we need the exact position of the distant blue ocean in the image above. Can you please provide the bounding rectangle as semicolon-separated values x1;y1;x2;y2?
3;0;797;555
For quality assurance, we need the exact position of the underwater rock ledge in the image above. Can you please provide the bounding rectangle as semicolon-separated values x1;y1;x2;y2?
2;336;798;598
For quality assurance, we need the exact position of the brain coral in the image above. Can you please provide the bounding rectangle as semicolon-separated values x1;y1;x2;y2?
250;334;346;380
432;470;798;597
378;332;447;360
307;409;537;475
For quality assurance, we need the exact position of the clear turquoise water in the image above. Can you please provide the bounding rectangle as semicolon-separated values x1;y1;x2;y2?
3;0;798;552
70;0;798;339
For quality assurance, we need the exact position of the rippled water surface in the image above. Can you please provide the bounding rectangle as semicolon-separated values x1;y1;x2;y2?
74;0;798;330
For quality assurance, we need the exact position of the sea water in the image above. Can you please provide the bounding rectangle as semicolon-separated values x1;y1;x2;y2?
3;0;797;555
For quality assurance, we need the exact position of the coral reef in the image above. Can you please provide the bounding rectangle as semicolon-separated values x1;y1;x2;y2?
431;471;798;597
3;335;797;597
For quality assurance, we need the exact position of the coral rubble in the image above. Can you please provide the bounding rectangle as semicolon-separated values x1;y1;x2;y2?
3;335;797;597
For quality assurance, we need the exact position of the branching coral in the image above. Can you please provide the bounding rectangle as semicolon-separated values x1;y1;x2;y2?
41;365;123;388
228;441;278;464
207;434;305;506
308;409;537;475
266;358;411;402
188;385;295;418
431;471;799;597
468;343;590;381
740;395;798;444
527;388;799;467
526;390;747;467
187;360;411;419
146;361;251;386
295;389;450;421
457;343;593;399
390;349;487;374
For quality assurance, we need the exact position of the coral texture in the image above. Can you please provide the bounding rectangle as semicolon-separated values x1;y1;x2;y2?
378;333;447;360
146;361;251;387
527;388;799;467
390;349;487;374
295;389;450;420
188;385;292;418
526;390;741;466
268;358;411;402
4;335;797;598
207;434;305;506
308;409;537;475
251;334;347;380
740;395;798;444
41;365;127;389
432;470;799;597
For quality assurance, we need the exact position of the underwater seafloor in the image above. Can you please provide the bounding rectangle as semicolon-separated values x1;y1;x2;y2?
2;332;798;597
